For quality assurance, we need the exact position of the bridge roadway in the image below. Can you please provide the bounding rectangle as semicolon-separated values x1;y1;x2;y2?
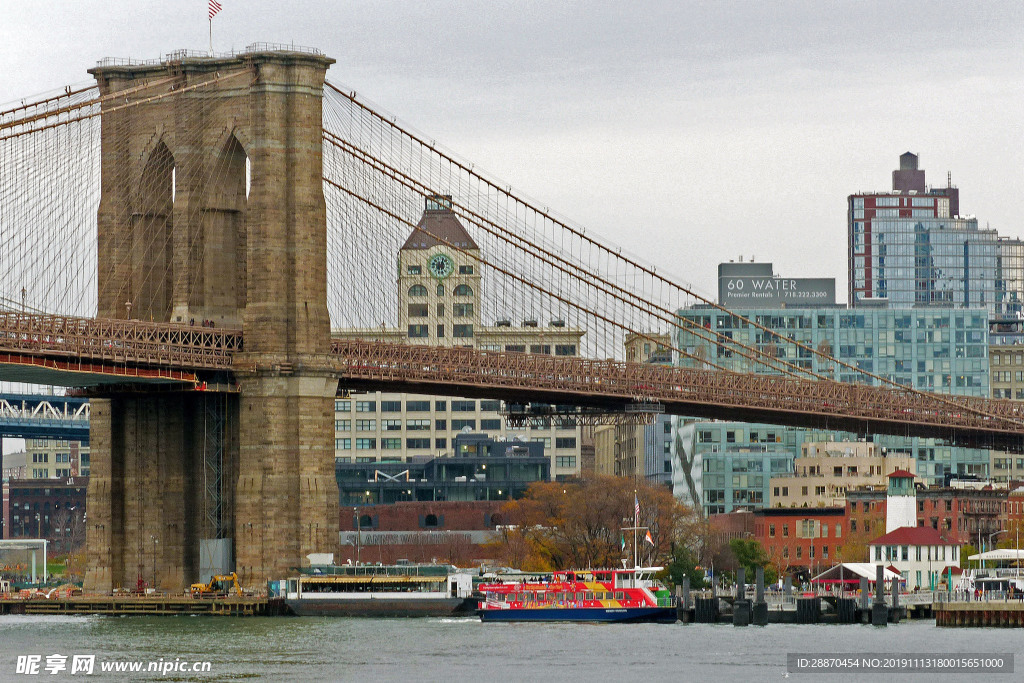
2;311;1023;450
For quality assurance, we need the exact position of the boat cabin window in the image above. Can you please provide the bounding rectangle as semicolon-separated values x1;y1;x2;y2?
615;591;624;600
585;592;594;600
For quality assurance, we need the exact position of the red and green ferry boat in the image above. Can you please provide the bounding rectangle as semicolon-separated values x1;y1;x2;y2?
477;566;676;623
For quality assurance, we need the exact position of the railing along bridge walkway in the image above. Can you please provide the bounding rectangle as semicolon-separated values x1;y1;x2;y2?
2;311;1023;449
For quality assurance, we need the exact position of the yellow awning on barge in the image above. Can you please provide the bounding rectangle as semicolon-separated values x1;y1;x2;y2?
300;575;446;585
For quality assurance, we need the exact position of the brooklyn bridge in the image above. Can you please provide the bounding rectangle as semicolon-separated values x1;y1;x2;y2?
2;44;1022;590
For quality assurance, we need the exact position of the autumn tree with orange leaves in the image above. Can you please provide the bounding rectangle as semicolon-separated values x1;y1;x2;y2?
485;475;700;571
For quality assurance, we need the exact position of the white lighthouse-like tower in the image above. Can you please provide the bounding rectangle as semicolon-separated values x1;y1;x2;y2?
885;469;917;533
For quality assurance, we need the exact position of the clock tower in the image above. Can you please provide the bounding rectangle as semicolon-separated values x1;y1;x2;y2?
398;195;482;346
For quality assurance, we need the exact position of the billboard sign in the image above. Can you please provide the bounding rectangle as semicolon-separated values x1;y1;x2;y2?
719;276;835;307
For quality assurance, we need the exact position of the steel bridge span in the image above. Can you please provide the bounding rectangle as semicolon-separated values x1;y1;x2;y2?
2;312;1022;450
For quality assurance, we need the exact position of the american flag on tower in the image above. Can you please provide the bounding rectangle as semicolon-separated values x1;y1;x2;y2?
209;0;223;19
634;493;640;525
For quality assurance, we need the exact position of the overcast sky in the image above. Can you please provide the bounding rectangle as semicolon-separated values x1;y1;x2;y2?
3;0;1024;303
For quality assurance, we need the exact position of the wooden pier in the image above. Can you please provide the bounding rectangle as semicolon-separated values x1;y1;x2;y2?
936;601;1024;627
0;596;288;616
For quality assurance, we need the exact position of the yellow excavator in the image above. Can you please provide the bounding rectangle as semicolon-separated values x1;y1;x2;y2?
190;572;242;598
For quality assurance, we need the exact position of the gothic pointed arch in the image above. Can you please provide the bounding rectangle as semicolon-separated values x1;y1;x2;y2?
194;132;248;325
132;138;174;321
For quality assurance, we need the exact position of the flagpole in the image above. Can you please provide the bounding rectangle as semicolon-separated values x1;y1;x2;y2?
209;18;213;55
633;490;639;575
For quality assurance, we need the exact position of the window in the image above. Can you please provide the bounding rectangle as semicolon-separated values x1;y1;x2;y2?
435;438;447;449
437;283;445;296
334;419;351;431
407;419;430;431
408;303;428;317
406;438;430;449
480;419;501;430
381;438;401;449
437;324;445;338
555;437;577;449
408;283;426;295
555;456;577;468
453;400;476;411
782;525;789;537
434;401;447;411
407;401;430;411
835;524;841;538
555;345;576;356
356;401;376;413
454;284;474;296
453;324;474;337
531;345;551;354
437;303;445;316
408;324;428;337
452;419;476;431
382;419;402;431
356;438;376;450
335;400;351;411
381;401;401;412
453;303;474;317
505;344;526;352
335;438;351;450
769;524;775;538
356;419;376;431
459;265;474;274
480;400;501;412
435;419;447;430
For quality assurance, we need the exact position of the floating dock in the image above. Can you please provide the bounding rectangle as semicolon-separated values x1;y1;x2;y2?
0;596;288;616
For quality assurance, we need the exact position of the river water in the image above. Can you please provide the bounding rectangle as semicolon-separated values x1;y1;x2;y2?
1;614;1021;682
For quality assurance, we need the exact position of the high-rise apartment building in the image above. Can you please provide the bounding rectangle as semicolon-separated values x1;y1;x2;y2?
848;152;1005;314
333;196;586;480
676;305;991;504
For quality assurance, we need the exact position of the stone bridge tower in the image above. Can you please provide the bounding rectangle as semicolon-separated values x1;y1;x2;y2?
85;49;339;590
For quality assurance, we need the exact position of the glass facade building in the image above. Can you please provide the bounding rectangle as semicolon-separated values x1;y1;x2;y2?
675;306;991;504
848;153;1017;316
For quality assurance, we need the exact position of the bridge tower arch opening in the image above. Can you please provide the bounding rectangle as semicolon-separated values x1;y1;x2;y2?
133;139;175;323
195;133;248;328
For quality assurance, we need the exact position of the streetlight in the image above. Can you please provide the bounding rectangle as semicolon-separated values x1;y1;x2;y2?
985;530;1007;570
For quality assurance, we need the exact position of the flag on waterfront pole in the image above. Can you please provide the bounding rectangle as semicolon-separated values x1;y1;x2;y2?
208;1;224;55
634;493;640;526
620;534;626;551
645;530;655;546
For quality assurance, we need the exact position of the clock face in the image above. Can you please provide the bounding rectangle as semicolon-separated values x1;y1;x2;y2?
428;253;454;279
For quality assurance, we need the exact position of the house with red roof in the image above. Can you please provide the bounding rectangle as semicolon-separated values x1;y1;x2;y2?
868;525;960;590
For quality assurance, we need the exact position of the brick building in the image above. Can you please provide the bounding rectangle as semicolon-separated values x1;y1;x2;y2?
753;507;847;580
338;501;504;565
846;486;1007;546
2;477;87;551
